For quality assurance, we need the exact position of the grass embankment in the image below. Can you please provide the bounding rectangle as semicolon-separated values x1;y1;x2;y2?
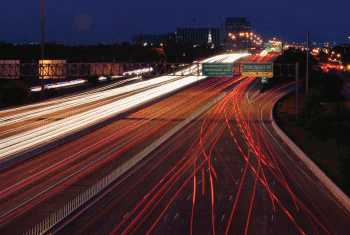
274;92;350;197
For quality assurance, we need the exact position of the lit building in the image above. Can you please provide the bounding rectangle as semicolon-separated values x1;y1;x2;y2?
221;17;251;51
176;28;221;48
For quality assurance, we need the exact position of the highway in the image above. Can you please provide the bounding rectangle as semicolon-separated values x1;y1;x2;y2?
0;54;248;163
0;53;251;234
1;52;349;235
52;72;350;234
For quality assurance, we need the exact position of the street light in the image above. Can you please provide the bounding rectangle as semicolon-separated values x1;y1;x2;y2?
41;0;45;99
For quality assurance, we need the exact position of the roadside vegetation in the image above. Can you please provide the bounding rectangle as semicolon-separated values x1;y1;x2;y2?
273;51;350;196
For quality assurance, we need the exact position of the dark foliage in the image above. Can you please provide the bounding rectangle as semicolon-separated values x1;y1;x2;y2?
86;76;99;86
0;42;217;64
298;88;326;138
319;73;344;102
0;80;29;104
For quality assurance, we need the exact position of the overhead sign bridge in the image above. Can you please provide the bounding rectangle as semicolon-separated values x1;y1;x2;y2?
0;61;298;80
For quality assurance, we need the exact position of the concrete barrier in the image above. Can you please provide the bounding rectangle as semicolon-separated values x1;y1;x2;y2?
271;91;350;213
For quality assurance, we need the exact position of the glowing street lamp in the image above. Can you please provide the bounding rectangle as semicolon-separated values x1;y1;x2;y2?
40;0;45;99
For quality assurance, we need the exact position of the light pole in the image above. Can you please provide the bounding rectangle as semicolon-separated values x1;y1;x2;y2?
296;62;299;118
306;32;309;94
40;0;45;99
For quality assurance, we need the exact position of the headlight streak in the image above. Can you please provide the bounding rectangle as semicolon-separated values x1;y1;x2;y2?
112;136;205;235
221;74;333;234
256;84;337;234
0;54;239;123
0;77;143;137
109;76;246;235
0;76;233;224
3;54;338;235
121;59;251;234
0;76;203;157
119;54;329;234
54;120;203;235
224;55;301;233
9;76;139;113
0;54;249;160
0;58;248;233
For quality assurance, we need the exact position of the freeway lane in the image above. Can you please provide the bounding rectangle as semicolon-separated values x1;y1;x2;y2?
0;72;249;233
52;62;350;234
0;54;246;164
0;54;233;134
0;53;291;234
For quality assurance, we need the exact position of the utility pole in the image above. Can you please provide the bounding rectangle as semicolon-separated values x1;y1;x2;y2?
295;62;299;119
306;32;309;94
40;0;45;99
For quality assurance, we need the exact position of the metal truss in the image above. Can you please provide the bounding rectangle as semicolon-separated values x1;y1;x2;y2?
273;63;296;77
0;63;204;79
1;62;293;79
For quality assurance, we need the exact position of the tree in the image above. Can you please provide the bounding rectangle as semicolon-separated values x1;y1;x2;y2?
319;73;344;102
0;80;29;104
299;88;325;138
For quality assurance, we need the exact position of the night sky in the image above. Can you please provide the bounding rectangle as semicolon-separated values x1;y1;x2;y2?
1;0;349;45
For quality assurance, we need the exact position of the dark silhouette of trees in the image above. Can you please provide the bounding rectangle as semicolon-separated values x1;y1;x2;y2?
0;80;29;105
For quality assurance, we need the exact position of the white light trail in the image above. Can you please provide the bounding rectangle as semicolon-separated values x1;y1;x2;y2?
0;53;249;159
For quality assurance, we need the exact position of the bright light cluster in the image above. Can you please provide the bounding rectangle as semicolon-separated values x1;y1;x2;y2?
29;79;86;92
123;67;154;76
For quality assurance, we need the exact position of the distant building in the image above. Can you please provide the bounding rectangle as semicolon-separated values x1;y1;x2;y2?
221;17;251;51
132;33;176;46
176;28;221;48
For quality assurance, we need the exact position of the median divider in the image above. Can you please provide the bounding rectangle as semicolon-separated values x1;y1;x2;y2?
271;92;350;213
24;92;227;235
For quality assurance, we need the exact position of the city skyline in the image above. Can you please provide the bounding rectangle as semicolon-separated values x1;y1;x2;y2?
1;0;349;45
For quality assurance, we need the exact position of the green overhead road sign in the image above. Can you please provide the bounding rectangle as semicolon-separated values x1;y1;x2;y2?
202;63;233;76
261;77;268;83
242;62;273;78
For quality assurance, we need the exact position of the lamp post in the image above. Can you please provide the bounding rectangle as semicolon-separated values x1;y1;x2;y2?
40;0;45;99
306;32;309;94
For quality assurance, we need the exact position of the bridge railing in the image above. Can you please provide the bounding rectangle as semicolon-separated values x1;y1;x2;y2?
0;62;203;79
